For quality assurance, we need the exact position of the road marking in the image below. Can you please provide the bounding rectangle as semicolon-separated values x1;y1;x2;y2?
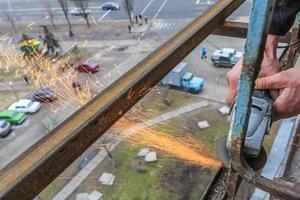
141;0;155;15
196;0;201;5
153;0;168;20
97;10;111;22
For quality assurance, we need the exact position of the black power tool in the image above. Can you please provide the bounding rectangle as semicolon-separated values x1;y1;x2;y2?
217;90;274;170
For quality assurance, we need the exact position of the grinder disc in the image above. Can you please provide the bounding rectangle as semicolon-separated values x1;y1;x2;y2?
216;136;267;171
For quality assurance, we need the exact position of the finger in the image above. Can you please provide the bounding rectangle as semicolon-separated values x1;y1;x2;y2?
226;89;237;107
255;73;286;90
273;89;291;120
270;89;279;100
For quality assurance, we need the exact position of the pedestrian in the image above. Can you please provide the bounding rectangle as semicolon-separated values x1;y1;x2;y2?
135;15;138;24
72;82;81;93
144;17;148;24
23;75;30;85
206;0;213;8
138;14;142;20
128;25;132;33
201;47;207;59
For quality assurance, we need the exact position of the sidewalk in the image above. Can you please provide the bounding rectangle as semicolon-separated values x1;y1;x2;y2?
53;100;209;200
0;81;29;92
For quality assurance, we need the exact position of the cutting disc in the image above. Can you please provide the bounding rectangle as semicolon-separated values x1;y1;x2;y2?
216;136;267;171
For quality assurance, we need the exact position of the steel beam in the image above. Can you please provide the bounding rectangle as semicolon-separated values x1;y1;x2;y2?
213;21;248;38
0;0;245;199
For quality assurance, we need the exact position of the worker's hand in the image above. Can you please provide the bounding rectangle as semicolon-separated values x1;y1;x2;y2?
255;67;300;120
226;34;281;106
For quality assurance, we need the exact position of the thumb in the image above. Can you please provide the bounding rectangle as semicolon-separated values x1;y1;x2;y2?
255;72;286;90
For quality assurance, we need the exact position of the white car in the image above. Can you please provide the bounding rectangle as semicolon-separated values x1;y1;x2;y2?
211;48;243;68
9;99;41;113
70;8;91;16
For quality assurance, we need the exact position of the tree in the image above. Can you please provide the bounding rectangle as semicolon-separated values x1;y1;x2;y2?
4;11;17;34
122;0;134;25
42;0;56;29
57;0;74;37
72;0;90;27
4;0;17;34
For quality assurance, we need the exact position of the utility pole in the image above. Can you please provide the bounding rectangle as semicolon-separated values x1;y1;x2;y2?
5;0;16;21
9;82;19;101
122;0;134;25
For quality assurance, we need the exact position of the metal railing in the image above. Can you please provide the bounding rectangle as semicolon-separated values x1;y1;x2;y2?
0;0;297;199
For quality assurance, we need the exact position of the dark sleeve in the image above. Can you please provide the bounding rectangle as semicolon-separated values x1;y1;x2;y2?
269;0;300;36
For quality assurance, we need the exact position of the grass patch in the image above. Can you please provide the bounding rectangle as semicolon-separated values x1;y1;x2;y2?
134;88;200;118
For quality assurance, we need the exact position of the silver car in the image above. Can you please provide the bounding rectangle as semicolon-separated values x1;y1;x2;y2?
0;120;11;138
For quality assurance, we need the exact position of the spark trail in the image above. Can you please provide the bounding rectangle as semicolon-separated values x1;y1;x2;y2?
113;119;221;169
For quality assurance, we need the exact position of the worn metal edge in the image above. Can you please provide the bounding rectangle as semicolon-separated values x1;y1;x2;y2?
0;0;245;199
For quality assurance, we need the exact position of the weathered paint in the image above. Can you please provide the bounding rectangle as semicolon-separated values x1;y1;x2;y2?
225;0;300;199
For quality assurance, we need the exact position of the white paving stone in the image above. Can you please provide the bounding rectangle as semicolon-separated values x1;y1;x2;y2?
88;190;103;200
99;172;115;185
218;106;230;115
76;193;89;200
197;120;210;129
145;151;157;162
137;148;150;157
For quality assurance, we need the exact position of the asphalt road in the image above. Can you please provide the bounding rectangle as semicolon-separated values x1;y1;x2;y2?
0;0;251;23
0;0;252;169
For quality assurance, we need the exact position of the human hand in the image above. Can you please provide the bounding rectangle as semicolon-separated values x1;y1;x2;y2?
255;67;300;120
226;35;281;106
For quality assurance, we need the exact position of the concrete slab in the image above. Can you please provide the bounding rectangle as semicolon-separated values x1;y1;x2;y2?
76;193;89;200
197;120;210;129
99;172;115;186
145;151;157;162
218;106;230;115
88;190;103;200
137;148;150;157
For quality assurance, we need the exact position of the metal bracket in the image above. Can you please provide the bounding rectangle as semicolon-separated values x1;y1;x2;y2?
227;0;300;199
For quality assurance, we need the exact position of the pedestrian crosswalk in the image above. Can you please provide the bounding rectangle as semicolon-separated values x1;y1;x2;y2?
150;19;191;32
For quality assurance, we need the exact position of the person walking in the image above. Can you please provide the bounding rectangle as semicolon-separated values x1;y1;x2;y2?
201;47;207;59
144;16;148;24
23;74;30;85
128;25;132;33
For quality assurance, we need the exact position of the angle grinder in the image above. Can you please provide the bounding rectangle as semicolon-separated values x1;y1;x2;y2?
217;90;274;171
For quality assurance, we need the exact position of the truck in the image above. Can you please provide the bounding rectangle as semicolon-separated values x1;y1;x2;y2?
211;48;242;68
161;62;204;93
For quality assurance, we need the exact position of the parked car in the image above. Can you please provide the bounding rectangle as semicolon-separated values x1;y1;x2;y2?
211;48;242;68
161;62;204;93
74;59;100;73
0;120;12;138
28;88;57;103
9;99;41;113
70;8;91;16
0;110;26;125
102;2;120;10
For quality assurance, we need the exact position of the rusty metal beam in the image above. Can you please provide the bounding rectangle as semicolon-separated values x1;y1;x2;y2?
213;21;248;38
0;0;246;199
212;21;291;43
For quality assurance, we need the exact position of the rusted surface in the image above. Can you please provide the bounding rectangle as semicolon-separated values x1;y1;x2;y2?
0;0;246;199
213;21;248;38
224;0;300;199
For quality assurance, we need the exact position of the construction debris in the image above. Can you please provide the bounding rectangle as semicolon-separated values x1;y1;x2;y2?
218;106;230;115
99;172;115;186
88;190;103;200
145;151;157;162
137;148;150;157
76;193;89;200
197;120;210;129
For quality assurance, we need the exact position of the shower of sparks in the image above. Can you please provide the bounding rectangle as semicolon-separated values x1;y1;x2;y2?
113;118;221;169
0;38;103;114
0;37;220;169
